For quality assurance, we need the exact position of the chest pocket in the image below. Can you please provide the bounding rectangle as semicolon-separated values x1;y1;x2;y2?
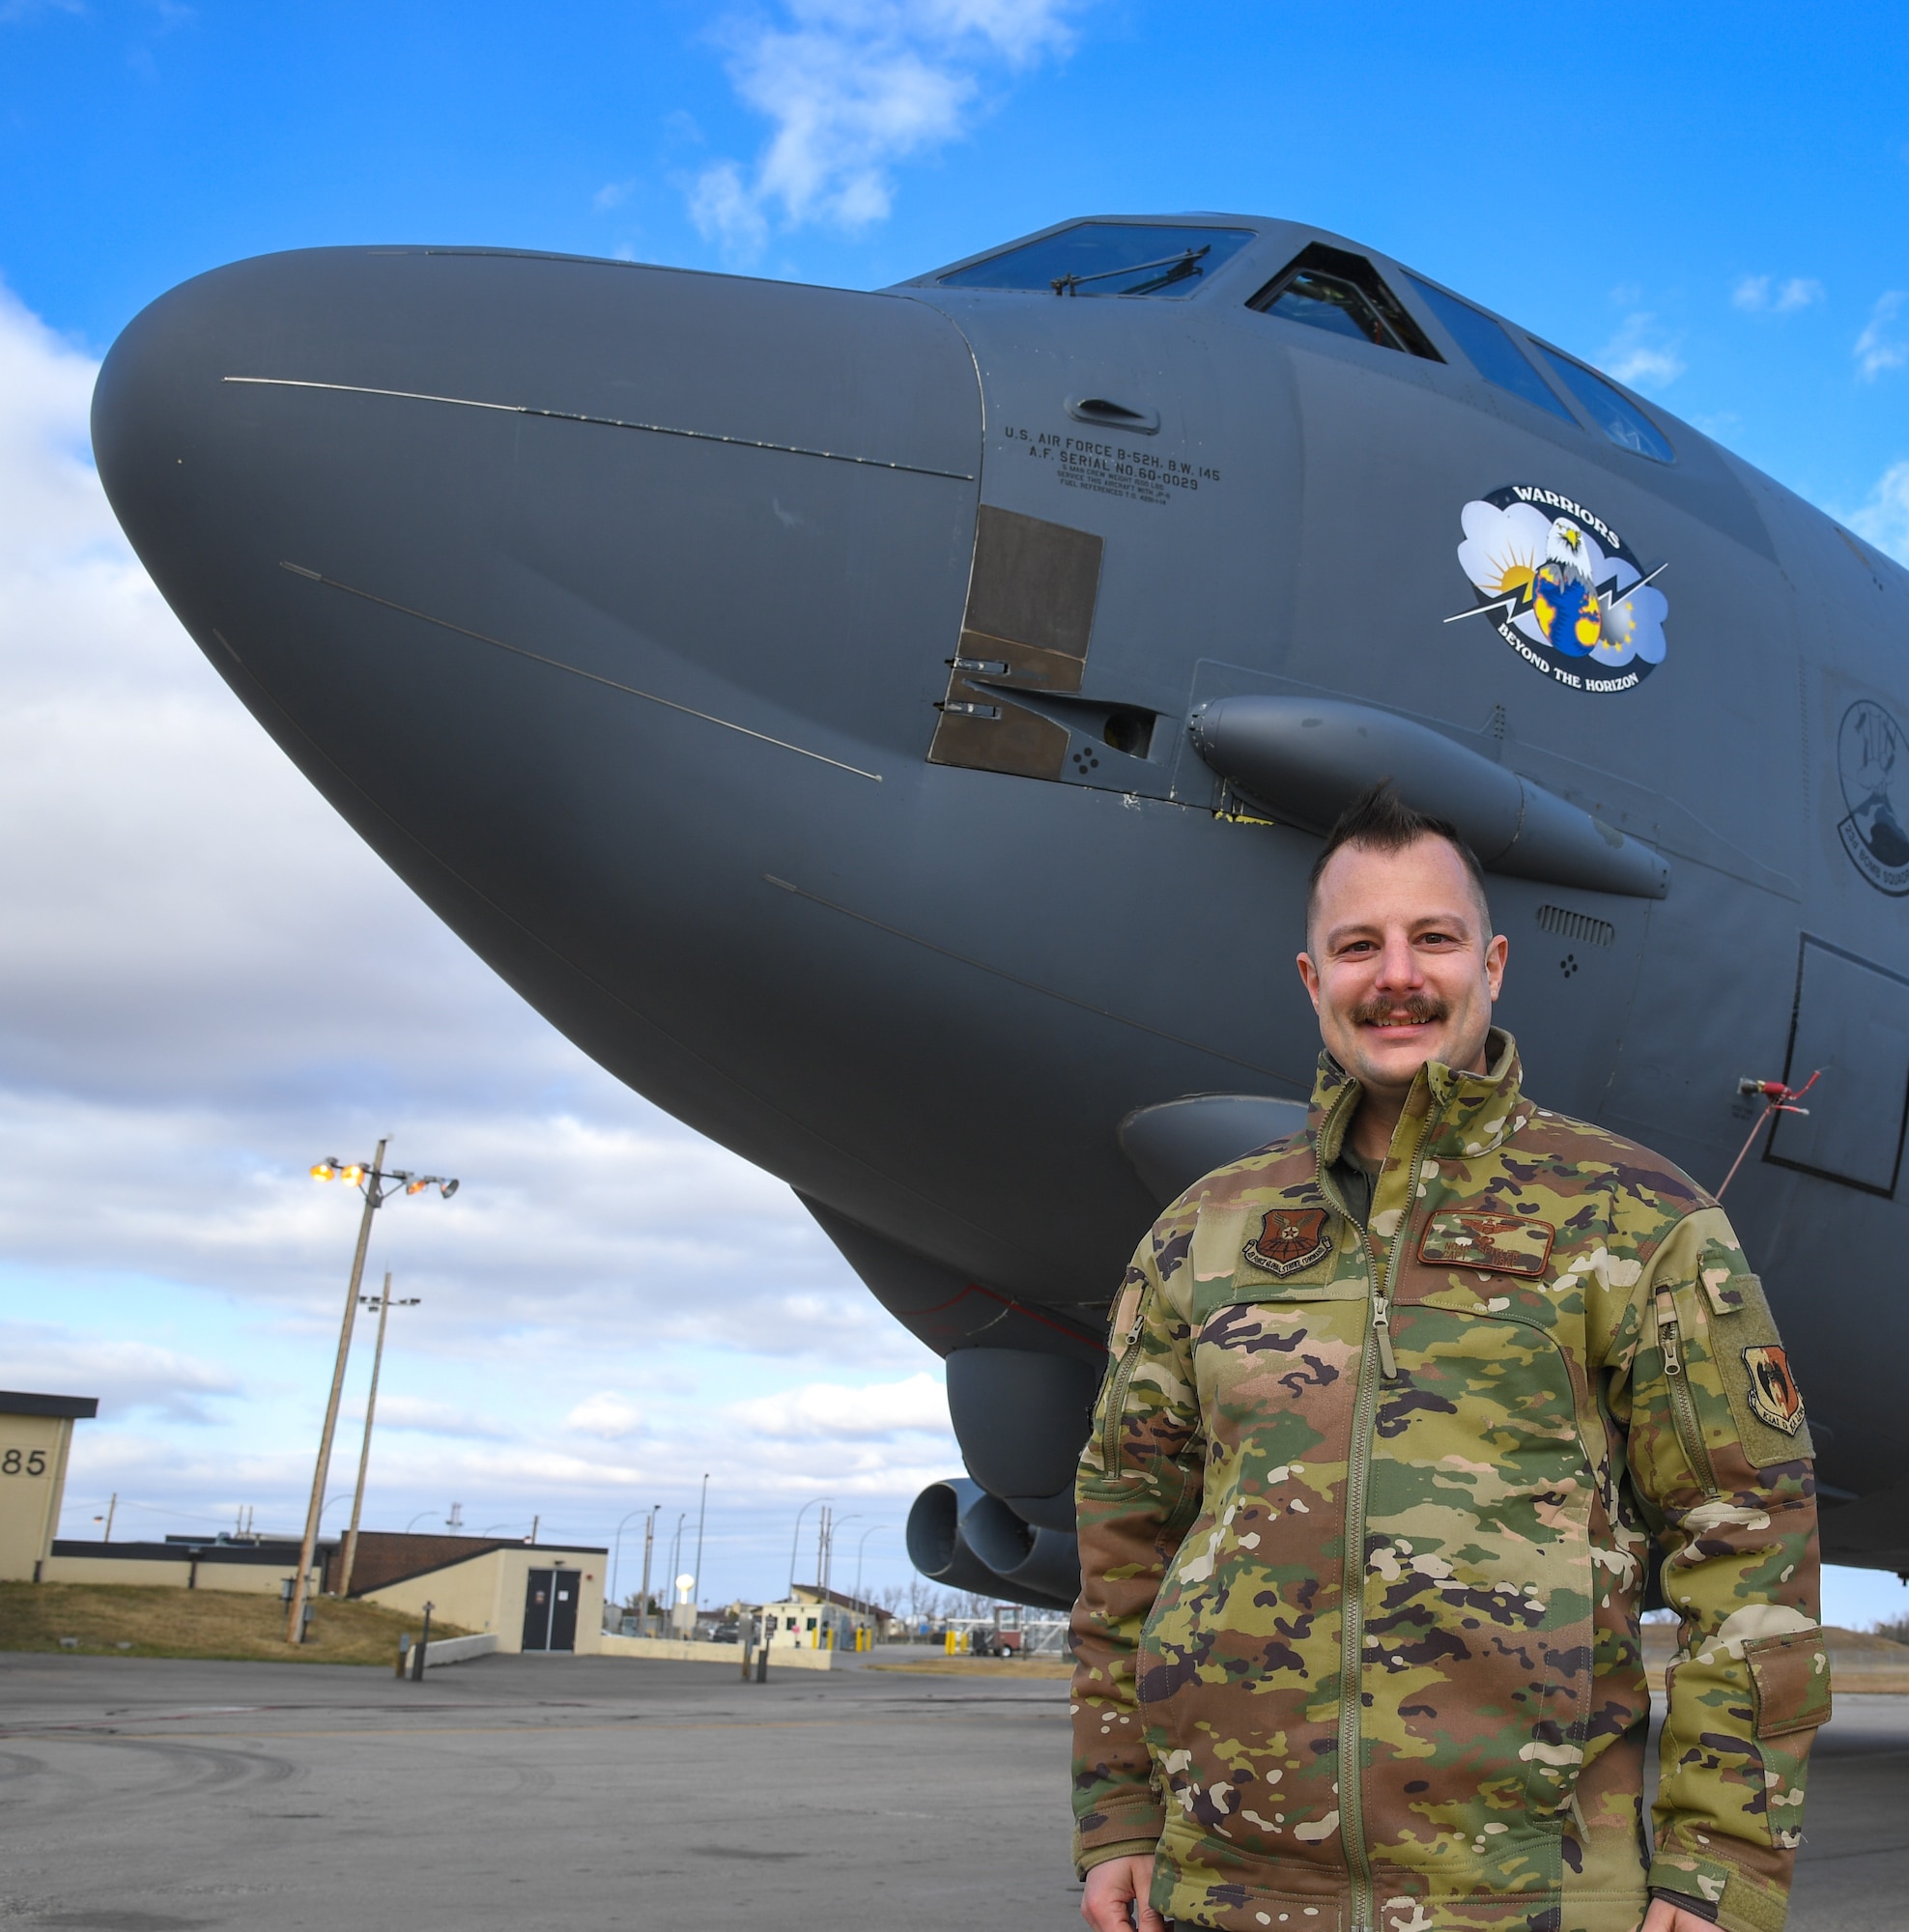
1190;1205;1364;1321
1417;1209;1555;1277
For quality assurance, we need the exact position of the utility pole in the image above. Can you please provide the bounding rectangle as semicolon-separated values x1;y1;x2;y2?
638;1505;657;1635
288;1136;385;1643
691;1473;708;1618
337;1273;420;1598
289;1143;459;1644
96;1493;117;1542
668;1513;686;1628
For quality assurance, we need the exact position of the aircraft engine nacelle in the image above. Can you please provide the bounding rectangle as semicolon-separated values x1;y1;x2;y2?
904;1477;1077;1613
944;1347;1100;1532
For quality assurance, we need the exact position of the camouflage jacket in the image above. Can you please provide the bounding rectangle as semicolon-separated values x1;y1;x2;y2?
1071;1032;1825;1932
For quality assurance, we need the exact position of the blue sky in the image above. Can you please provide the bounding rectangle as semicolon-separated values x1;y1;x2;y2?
2;0;1906;1623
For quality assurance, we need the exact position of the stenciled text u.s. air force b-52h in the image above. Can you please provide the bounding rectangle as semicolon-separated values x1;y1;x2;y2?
1070;1032;1826;1932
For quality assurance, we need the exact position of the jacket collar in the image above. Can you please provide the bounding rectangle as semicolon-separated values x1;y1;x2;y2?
1309;1027;1529;1169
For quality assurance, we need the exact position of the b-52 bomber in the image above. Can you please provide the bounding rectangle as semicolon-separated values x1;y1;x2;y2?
92;214;1909;1606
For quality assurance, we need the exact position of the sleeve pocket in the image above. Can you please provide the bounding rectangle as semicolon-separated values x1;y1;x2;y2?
1747;1630;1832;1738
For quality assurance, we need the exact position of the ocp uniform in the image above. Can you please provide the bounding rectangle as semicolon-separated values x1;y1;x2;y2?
1071;1031;1826;1932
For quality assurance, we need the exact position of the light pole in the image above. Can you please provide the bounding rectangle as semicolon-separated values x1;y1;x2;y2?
404;1510;438;1533
852;1522;890;1612
609;1504;650;1615
289;1143;459;1644
825;1513;859;1602
337;1273;420;1598
638;1505;658;1635
788;1496;830;1596
668;1513;686;1632
691;1473;709;1617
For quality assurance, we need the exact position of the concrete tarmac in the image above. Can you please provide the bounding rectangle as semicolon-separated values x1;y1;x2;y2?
0;1650;1900;1930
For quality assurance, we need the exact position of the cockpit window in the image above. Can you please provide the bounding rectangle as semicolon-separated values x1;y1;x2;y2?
1247;243;1440;360
1405;276;1575;422
1532;345;1676;463
936;222;1256;298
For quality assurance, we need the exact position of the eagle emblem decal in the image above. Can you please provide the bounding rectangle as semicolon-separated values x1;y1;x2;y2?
1447;484;1668;696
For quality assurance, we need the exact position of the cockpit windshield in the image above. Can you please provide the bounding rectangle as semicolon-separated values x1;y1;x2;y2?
936;222;1256;298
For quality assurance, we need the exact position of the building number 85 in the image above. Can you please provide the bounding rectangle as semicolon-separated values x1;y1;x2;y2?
2;1450;47;1475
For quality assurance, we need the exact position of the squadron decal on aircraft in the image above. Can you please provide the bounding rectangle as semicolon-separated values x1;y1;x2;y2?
1836;699;1909;895
1447;485;1668;693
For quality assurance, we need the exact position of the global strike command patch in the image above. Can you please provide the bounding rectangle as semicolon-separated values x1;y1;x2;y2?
1743;1345;1807;1435
1417;1210;1555;1277
1242;1207;1332;1277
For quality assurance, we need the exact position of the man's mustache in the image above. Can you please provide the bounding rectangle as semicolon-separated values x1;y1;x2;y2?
1350;993;1449;1027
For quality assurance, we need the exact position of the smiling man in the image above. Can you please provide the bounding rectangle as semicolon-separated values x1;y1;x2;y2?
1071;783;1826;1932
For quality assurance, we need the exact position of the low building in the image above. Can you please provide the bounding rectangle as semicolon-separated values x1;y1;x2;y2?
759;1583;891;1652
343;1532;608;1654
39;1518;607;1657
0;1391;98;1582
43;1532;328;1595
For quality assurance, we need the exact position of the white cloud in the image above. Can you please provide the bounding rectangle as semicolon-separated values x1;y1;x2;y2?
729;1370;953;1440
0;1323;238;1423
366;1395;517;1440
1732;273;1824;314
0;280;956;1602
1597;312;1685;391
1855;291;1908;380
688;0;1084;258
566;1391;645;1438
1846;460;1909;565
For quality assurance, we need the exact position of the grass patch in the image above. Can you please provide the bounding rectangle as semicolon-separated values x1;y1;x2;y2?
0;1582;470;1667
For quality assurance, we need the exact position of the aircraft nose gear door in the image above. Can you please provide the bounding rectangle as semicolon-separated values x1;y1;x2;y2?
1766;937;1909;1195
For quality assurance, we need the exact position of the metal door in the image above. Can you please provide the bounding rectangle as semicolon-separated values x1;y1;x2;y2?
549;1571;579;1652
522;1568;555;1651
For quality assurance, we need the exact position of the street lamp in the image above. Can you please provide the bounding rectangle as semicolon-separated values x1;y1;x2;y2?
287;1138;459;1645
824;1513;860;1601
336;1273;420;1597
637;1504;658;1635
691;1474;709;1620
609;1504;651;1616
852;1522;891;1612
788;1496;831;1596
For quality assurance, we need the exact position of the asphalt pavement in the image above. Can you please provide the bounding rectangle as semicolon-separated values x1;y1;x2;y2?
0;1651;1899;1930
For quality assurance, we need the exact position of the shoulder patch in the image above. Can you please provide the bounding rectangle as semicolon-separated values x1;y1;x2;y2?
1743;1345;1806;1435
1417;1210;1555;1278
1242;1207;1332;1278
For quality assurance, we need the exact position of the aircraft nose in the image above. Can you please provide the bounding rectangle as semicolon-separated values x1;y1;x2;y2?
91;245;983;872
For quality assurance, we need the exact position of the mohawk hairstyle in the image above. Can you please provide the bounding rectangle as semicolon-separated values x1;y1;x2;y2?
1305;780;1492;935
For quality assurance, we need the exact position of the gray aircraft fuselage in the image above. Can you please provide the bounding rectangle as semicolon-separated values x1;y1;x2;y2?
90;213;1909;1596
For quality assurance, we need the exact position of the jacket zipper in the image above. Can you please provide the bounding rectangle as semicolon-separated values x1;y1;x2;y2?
1100;1293;1150;1471
1655;1288;1719;1496
1320;1095;1428;1932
